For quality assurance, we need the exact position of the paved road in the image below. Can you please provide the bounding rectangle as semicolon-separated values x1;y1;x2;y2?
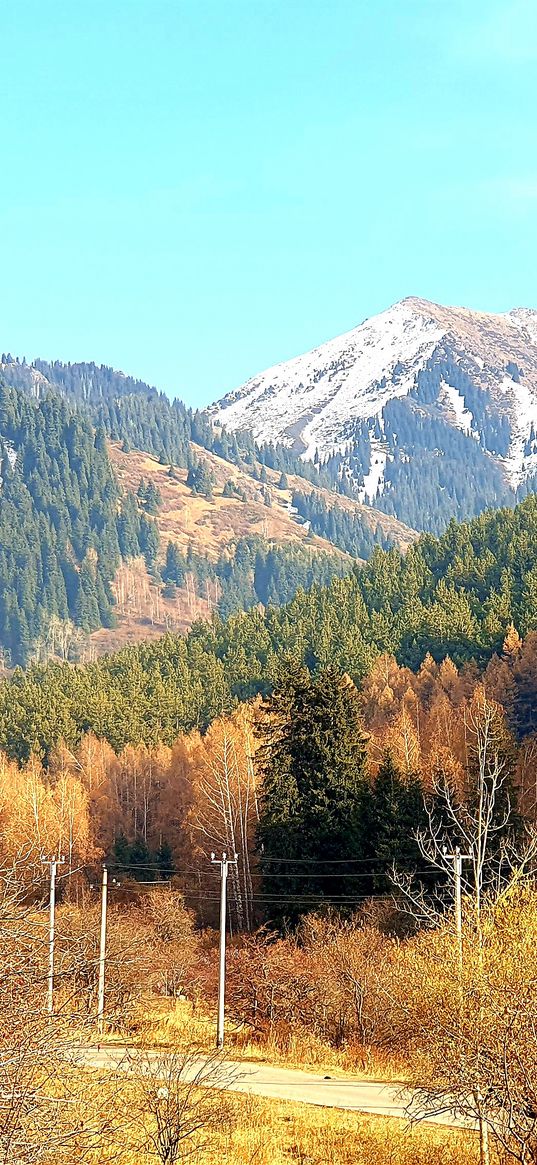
73;1045;467;1129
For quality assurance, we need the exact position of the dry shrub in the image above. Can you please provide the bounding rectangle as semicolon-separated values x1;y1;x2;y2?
220;918;397;1071
125;1047;237;1164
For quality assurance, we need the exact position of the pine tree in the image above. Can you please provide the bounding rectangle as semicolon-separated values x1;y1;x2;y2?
139;514;160;569
144;481;162;514
364;750;425;891
257;663;369;923
117;493;141;558
156;839;175;878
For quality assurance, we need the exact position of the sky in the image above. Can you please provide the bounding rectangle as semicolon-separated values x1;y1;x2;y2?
1;0;536;408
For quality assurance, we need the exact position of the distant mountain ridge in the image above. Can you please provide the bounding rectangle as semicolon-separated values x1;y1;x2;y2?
3;293;537;664
210;297;537;532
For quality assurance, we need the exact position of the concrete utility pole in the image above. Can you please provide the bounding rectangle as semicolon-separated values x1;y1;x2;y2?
95;867;119;1034
443;845;471;972
97;866;108;1035
41;855;64;1014
211;851;238;1049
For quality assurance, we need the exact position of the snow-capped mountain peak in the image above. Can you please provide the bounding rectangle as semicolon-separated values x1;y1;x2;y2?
209;297;537;532
212;299;446;460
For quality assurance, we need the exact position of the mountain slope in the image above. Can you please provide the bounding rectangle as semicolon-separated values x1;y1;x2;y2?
109;440;415;559
0;378;141;666
210;297;537;532
94;440;416;655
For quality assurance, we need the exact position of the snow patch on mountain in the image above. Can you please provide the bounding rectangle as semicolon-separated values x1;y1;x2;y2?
359;439;388;503
440;381;475;436
0;439;17;489
5;443;16;470
500;375;537;486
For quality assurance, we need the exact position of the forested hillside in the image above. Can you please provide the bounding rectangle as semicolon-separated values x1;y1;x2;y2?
0;380;163;665
0;352;418;664
0;383;354;664
1;494;536;761
102;440;411;644
0;353;337;487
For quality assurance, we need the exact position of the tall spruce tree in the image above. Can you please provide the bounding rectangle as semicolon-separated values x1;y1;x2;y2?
257;662;369;924
362;750;426;892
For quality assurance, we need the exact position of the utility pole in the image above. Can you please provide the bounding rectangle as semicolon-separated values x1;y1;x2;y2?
41;855;64;1014
97;866;108;1035
443;845;486;1162
211;851;238;1049
94;867;119;1034
443;845;471;972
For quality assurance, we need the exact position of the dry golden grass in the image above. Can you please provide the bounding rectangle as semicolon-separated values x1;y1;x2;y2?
93;437;418;655
79;1083;480;1165
122;998;408;1083
108;440;339;561
199;1092;479;1165
84;1001;479;1164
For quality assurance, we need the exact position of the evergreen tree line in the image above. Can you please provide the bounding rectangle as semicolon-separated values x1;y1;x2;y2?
292;490;393;558
0;495;537;762
377;398;511;534
162;534;347;618
412;348;512;456
0;380;159;664
366;347;531;532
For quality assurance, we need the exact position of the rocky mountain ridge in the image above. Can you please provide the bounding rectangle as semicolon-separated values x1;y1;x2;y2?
210;297;537;530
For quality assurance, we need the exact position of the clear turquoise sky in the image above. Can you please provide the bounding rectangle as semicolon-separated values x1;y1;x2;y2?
1;0;536;407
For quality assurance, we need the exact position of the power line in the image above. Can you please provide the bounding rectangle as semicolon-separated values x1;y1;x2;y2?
254;856;407;865
180;892;406;903
256;871;434;880
105;856;422;871
106;861;431;877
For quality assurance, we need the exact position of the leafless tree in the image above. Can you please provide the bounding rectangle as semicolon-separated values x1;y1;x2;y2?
393;691;537;934
193;717;259;932
129;1047;237;1164
0;859;123;1163
391;692;537;1165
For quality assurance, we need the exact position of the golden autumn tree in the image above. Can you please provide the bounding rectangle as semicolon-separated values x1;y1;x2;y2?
188;707;259;931
383;707;421;777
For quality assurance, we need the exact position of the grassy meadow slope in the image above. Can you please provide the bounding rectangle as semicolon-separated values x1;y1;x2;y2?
90;441;416;655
